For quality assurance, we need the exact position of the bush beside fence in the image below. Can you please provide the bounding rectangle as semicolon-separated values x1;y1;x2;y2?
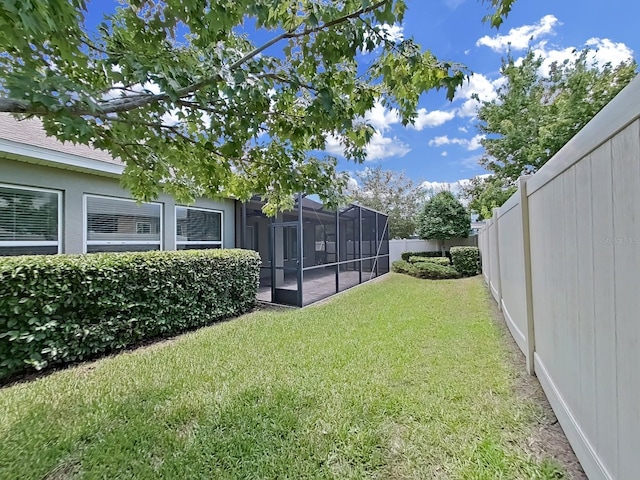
450;247;480;277
0;249;260;380
392;260;460;279
400;251;445;261
408;256;451;266
394;246;480;280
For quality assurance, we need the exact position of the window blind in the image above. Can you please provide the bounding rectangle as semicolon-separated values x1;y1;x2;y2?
85;195;161;249
0;185;59;242
175;206;222;248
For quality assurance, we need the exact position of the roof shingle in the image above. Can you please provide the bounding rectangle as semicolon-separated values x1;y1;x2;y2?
0;113;123;166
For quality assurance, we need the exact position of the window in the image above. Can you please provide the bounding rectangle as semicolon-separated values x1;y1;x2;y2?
85;195;162;253
175;206;222;250
136;222;151;234
0;184;62;256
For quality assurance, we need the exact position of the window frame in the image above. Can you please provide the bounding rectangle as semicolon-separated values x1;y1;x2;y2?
0;183;63;254
136;221;151;235
83;194;163;253
175;205;224;249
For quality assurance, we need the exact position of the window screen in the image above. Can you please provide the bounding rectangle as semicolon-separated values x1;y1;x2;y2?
0;184;60;256
175;206;222;249
85;195;161;252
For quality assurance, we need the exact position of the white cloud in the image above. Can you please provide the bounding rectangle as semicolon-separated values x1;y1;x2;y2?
102;79;162;101
455;74;499;101
466;135;483;151
476;14;560;52
422;176;497;206
362;23;404;49
422;174;495;205
329;99;433;160
325;132;410;161
453;73;503;118
429;135;450;147
161;109;181;126
444;0;465;10
365;132;411;160
529;37;634;75
585;38;634;65
458;126;468;133
347;176;359;192
476;14;633;75
428;134;484;151
410;108;456;130
364;100;401;133
364;102;455;131
325;134;345;157
441;151;448;157
458;100;479;118
143;82;161;95
421;179;471;198
421;180;455;192
379;24;404;43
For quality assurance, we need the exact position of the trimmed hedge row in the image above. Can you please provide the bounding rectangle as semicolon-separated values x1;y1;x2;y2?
392;260;460;280
0;249;260;380
408;256;451;266
450;247;481;277
400;251;445;261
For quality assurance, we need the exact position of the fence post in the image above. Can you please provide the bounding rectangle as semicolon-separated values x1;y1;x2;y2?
481;222;490;285
519;176;536;375
492;207;502;311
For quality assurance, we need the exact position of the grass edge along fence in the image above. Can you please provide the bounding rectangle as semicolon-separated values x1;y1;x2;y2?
0;249;260;381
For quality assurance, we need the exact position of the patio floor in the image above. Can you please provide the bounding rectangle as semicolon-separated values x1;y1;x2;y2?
257;269;379;306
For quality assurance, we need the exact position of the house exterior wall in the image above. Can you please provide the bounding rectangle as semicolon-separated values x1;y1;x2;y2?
0;157;235;253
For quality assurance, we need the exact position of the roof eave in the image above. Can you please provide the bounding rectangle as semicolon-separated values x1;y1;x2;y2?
0;138;124;177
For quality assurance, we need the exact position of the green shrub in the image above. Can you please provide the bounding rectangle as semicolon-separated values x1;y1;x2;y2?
392;260;414;275
392;260;460;280
412;262;460;280
0;249;260;380
409;256;450;266
450;246;480;277
400;251;443;262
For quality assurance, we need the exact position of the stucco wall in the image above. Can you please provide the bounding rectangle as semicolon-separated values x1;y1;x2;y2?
0;157;235;253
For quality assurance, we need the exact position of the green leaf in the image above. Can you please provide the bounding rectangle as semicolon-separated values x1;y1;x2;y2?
0;0;475;212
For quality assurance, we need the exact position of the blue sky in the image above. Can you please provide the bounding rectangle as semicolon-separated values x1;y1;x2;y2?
340;0;639;191
85;0;639;191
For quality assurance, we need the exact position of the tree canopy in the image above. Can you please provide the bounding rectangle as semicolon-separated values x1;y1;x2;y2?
0;0;514;213
476;49;637;183
417;190;470;253
349;166;424;239
461;175;516;220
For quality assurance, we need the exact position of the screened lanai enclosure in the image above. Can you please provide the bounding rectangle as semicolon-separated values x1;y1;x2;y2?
235;195;390;307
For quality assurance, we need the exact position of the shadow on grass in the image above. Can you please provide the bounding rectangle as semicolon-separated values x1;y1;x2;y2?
4;381;374;478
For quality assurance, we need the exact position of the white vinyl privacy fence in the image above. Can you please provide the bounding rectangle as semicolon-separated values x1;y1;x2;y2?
479;76;640;480
389;237;477;262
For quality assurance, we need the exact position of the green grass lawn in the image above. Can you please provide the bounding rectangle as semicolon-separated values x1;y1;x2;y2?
0;274;564;479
